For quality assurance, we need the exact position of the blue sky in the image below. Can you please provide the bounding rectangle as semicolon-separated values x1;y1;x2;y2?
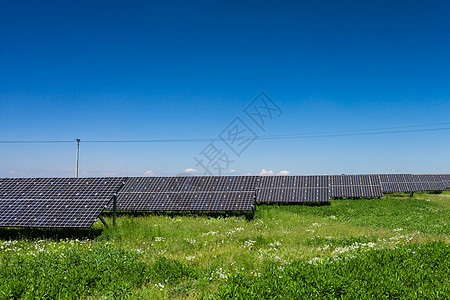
1;0;449;177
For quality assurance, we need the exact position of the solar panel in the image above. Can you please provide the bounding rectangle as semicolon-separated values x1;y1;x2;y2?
115;191;255;211
256;175;329;203
328;175;383;198
378;174;418;193
411;174;447;191
183;176;259;192
0;177;125;228
113;176;258;211
256;187;329;203
0;199;111;228
258;175;328;188
329;185;384;198
439;174;450;189
0;177;125;200
121;177;171;193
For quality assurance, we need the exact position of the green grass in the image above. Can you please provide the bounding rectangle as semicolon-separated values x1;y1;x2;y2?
0;244;148;299
0;191;449;299
214;242;450;299
279;192;450;234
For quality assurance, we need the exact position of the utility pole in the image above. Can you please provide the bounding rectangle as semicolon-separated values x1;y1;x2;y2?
75;139;81;178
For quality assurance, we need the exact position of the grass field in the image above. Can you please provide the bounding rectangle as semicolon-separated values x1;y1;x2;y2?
1;191;449;299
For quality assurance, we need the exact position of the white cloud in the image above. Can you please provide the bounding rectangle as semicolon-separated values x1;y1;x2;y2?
100;172;118;177
144;170;154;176
277;170;290;175
176;168;198;176
230;169;237;173
259;169;274;176
8;170;25;176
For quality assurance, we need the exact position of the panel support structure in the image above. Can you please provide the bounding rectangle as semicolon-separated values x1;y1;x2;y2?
75;139;81;178
98;215;109;228
113;194;117;227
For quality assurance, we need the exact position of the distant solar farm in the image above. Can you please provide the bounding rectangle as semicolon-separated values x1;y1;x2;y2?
0;174;449;228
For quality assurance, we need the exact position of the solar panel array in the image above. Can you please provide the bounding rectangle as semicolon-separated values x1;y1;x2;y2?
328;175;383;198
113;176;259;211
1;173;448;228
0;177;125;228
256;175;329;203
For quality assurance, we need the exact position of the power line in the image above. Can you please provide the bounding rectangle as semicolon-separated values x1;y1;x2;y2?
259;126;450;140
82;126;450;143
0;140;73;144
0;123;449;144
261;122;450;138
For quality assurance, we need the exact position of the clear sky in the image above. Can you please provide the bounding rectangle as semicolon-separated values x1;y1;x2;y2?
1;0;449;178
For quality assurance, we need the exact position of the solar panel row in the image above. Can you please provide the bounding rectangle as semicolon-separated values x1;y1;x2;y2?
113;173;449;206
